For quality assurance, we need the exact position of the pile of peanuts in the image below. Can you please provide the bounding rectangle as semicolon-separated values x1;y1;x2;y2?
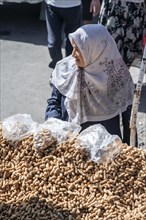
0;123;146;220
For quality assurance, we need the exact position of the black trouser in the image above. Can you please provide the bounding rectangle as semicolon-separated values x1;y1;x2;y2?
45;4;81;68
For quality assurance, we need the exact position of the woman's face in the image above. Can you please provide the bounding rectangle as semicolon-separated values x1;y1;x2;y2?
71;39;85;68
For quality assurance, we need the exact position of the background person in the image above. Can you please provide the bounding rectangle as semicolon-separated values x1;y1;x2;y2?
81;0;101;24
98;0;145;68
45;24;135;143
45;0;82;69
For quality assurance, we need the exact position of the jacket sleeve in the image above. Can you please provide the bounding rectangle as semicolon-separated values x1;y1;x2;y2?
45;86;62;120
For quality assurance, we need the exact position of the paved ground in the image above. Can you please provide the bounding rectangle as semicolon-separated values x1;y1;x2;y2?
0;3;146;147
0;2;51;123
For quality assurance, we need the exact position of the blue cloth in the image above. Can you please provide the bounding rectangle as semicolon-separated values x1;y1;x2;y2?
45;86;122;139
45;86;68;121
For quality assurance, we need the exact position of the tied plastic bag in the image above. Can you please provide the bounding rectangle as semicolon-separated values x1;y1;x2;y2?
76;124;122;164
44;118;81;143
33;124;57;152
2;114;37;142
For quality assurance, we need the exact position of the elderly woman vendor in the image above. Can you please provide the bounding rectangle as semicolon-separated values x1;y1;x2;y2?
45;24;135;144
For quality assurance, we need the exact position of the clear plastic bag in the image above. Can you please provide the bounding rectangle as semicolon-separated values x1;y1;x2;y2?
33;124;57;152
44;118;81;143
76;124;122;164
2;114;37;142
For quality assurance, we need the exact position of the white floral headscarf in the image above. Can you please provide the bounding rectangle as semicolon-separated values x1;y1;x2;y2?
52;24;134;124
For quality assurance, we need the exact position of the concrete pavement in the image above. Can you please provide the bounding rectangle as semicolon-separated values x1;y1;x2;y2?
0;2;53;123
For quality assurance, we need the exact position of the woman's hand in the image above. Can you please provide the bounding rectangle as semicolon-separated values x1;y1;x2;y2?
90;0;101;17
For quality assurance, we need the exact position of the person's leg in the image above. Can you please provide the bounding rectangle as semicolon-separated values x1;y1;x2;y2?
45;4;63;68
63;5;82;57
81;0;93;24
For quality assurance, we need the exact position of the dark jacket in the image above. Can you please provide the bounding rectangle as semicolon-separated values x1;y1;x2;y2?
45;85;68;121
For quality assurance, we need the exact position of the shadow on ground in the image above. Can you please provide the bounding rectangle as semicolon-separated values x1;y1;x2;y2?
0;2;47;45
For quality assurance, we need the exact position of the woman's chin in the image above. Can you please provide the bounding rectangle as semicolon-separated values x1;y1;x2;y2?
76;61;83;68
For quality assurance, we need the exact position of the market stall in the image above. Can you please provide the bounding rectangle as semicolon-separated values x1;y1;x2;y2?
0;114;146;220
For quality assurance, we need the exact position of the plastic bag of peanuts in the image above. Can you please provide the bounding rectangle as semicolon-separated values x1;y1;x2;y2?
33;118;81;153
33;124;57;152
44;117;82;142
76;124;122;163
2;114;37;142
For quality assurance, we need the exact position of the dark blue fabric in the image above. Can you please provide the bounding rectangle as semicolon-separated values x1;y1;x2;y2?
45;3;82;67
81;116;121;138
45;86;122;139
45;86;68;121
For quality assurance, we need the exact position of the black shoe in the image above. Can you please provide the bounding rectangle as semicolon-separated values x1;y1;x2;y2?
48;61;56;69
49;73;53;87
